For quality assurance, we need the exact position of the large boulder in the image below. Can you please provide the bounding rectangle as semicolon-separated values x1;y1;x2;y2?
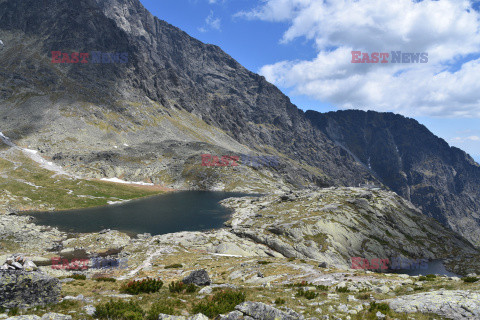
0;270;61;308
182;270;211;286
216;302;305;320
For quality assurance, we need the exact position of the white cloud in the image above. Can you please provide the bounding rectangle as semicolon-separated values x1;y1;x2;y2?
199;10;221;32
239;0;480;118
451;136;480;142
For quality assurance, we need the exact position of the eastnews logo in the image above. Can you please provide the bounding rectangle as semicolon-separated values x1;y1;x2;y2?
351;51;428;64
51;51;128;64
201;154;279;168
351;257;428;270
51;257;128;270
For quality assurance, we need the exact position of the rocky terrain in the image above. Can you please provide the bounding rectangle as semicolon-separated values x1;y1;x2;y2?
222;188;478;269
2;186;480;319
1;0;480;318
0;0;479;245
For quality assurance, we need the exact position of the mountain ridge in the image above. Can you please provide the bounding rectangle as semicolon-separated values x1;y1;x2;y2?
306;109;480;246
0;0;479;245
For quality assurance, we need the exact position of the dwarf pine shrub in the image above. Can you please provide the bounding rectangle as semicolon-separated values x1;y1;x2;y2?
192;290;246;318
369;302;390;312
120;278;163;295
463;276;479;283
146;301;176;320
296;289;318;299
168;281;197;294
94;300;144;320
71;274;86;280
95;277;116;282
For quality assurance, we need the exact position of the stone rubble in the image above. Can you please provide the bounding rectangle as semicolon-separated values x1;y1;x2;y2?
1;255;38;271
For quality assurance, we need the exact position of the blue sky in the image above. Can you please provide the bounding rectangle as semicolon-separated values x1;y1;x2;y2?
140;0;480;163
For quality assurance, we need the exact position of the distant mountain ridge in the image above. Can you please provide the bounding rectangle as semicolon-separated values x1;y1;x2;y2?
0;0;479;245
306;110;480;246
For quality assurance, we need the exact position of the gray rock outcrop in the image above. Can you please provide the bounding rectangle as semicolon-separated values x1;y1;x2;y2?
385;290;480;320
182;270;211;286
216;302;305;320
222;188;477;269
0;271;61;308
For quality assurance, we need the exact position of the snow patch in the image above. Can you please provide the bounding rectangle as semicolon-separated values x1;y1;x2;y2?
23;148;76;178
107;199;130;205
101;177;154;186
1;131;78;179
210;253;244;258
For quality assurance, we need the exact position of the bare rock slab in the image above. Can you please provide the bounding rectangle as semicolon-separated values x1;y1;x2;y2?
216;301;305;320
385;290;480;320
0;271;61;308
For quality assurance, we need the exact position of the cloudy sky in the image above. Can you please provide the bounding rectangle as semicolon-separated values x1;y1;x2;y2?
142;0;480;163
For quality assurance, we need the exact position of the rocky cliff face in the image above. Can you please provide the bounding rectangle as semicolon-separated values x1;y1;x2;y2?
0;0;479;246
306;110;480;246
0;0;371;192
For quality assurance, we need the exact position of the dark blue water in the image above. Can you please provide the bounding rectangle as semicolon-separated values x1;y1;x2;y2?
27;191;252;236
390;259;460;277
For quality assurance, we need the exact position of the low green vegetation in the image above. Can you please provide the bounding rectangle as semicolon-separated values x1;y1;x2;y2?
7;307;19;316
349;302;393;320
168;281;197;294
285;281;309;287
296;289;318;299
165;263;183;269
419;274;436;282
356;293;370;300
462;276;479;283
369;302;390;312
316;285;329;291
94;277;117;282
120;278;163;295
71;274;86;280
336;286;350;293
95;300;145;320
192;290;246;318
0;151;162;211
146;301;176;320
